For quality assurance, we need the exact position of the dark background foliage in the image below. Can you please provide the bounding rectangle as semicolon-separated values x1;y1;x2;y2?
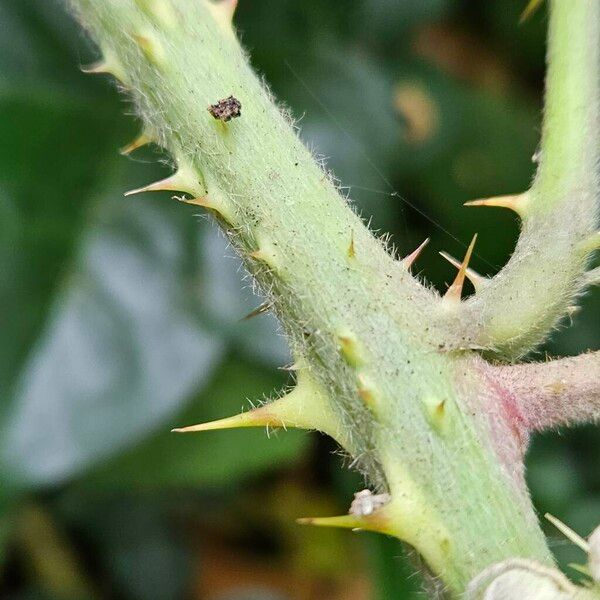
0;0;598;598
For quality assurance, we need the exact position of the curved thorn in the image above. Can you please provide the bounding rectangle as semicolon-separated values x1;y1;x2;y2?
120;130;154;155
125;164;202;197
443;234;477;302
402;238;430;270
439;250;488;292
81;50;127;82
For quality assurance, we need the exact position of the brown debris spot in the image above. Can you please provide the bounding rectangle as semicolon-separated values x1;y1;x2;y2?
208;95;242;122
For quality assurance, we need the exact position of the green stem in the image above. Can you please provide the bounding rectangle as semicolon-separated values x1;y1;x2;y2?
63;0;596;594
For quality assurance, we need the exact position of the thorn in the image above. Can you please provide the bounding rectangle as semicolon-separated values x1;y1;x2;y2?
337;332;362;368
120;129;154;156
439;250;488;292
520;0;544;24
131;33;166;67
125;163;202;197
248;241;279;270
178;193;235;224
206;0;238;32
296;515;366;530
442;234;477;302
172;373;346;444
421;396;449;434
81;49;126;82
545;513;589;552
298;491;392;534
241;301;272;321
401;238;429;270
464;193;528;217
279;362;301;371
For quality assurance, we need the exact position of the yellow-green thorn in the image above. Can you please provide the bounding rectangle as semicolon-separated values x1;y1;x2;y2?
299;490;393;534
401;238;430;270
421;396;449;434
442;234;478;303
125;162;203;197
439;250;488;293
172;372;346;444
179;193;235;225
464;193;529;218
120;129;155;156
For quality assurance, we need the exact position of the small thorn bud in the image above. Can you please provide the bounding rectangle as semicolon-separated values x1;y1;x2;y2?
125;163;203;197
337;331;363;368
421;396;449;434
347;230;356;259
357;373;377;411
131;32;166;67
442;234;478;302
401;238;430;270
249;243;279;270
439;251;488;292
464;193;528;217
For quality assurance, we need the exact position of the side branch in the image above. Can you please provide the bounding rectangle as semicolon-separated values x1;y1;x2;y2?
493;352;600;431
441;0;600;359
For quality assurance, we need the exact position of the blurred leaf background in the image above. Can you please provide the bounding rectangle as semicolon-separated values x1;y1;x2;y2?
0;0;598;598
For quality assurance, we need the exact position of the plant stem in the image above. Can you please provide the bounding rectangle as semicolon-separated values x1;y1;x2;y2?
63;0;600;594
